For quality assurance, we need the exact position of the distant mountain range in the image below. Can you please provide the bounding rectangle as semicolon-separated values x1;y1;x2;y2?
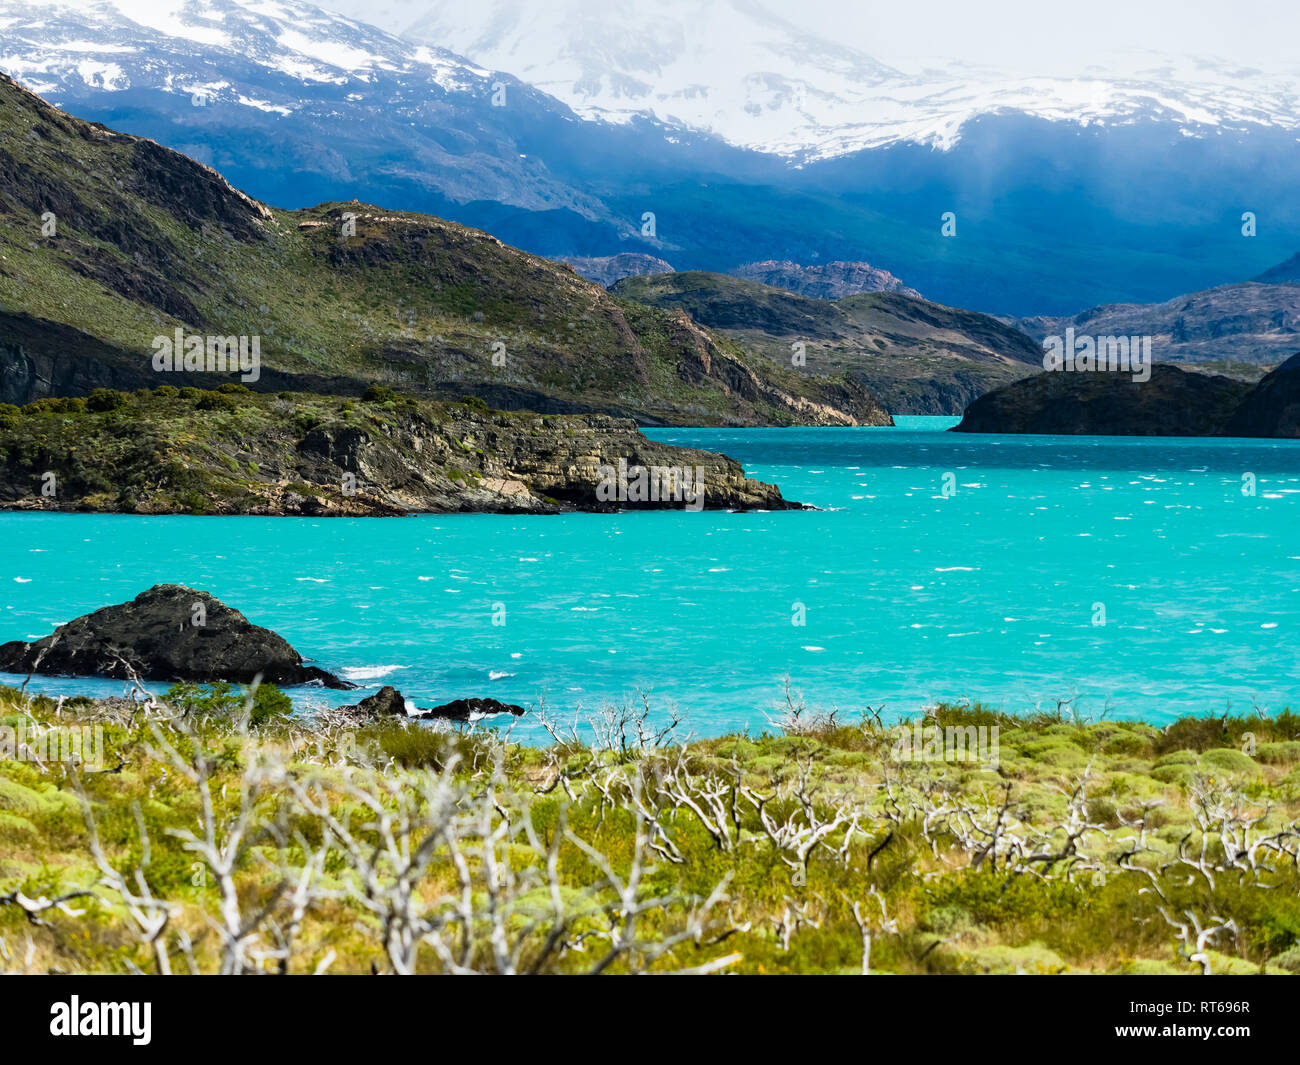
558;254;676;287
0;0;1296;317
612;272;1041;414
1015;256;1300;373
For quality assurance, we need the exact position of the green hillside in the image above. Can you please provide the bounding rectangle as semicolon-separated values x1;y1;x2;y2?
0;74;886;428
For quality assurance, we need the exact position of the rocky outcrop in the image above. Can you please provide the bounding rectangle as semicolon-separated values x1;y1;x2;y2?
0;585;351;687
344;685;413;717
559;253;675;286
951;365;1253;436
340;688;526;721
0;391;803;515
416;698;527;721
728;260;920;300
1223;352;1300;437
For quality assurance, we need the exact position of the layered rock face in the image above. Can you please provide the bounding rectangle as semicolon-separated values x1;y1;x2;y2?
0;584;351;688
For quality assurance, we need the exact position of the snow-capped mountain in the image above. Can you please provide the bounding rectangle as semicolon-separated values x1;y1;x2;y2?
396;0;1300;159
0;0;1296;317
0;0;623;212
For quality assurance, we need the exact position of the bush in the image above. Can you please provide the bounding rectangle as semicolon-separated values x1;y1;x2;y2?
195;391;237;412
459;394;491;414
217;382;252;394
153;384;180;398
1199;748;1261;775
86;388;129;412
24;396;86;415
362;384;399;403
162;681;293;727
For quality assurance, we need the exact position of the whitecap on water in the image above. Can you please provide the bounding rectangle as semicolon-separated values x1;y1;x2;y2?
343;665;408;681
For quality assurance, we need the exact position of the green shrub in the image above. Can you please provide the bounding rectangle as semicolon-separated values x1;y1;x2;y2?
86;388;129;412
1256;741;1300;765
1199;748;1261;775
362;384;399;403
162;681;293;727
25;396;86;415
195;391;237;412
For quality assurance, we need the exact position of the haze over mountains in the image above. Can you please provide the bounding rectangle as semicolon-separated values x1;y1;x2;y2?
2;0;1296;316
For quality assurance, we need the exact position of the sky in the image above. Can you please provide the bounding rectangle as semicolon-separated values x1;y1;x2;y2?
317;0;1300;77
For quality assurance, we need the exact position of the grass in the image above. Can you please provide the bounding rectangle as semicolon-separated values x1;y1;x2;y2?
2;684;1298;975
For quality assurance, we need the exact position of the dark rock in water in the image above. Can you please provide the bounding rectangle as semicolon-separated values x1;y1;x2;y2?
414;698;527;721
0;584;352;689
341;685;412;717
952;365;1252;436
1223;352;1300;438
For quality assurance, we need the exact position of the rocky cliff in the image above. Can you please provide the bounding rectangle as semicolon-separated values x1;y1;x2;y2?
0;388;800;514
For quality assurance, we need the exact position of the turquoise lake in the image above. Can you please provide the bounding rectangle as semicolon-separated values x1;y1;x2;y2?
2;416;1298;737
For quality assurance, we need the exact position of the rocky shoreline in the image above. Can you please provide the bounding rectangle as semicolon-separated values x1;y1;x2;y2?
0;585;354;690
0;585;536;721
0;389;804;515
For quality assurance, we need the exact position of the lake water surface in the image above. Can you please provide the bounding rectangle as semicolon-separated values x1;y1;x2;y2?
3;417;1298;737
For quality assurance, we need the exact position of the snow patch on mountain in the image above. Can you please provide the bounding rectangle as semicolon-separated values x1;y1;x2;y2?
397;0;1300;159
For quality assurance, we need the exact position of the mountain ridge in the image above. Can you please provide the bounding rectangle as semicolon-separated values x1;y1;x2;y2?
0;71;890;426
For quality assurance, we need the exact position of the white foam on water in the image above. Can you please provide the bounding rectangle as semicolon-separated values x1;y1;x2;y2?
342;664;407;681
